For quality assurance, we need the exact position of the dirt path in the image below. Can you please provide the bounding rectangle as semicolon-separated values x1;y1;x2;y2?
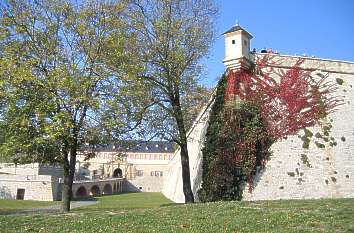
0;200;98;216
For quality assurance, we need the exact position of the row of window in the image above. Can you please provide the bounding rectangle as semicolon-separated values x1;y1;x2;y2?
129;154;172;160
88;153;172;160
135;170;163;177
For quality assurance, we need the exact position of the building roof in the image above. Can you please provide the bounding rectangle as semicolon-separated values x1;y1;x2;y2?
223;25;253;38
81;141;175;153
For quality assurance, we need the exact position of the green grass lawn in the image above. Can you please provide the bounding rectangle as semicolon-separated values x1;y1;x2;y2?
76;192;173;211
0;193;353;233
0;199;58;210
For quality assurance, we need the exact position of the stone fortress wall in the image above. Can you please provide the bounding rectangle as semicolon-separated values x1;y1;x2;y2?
76;145;174;193
162;27;354;203
0;142;174;201
0;163;62;201
243;54;354;200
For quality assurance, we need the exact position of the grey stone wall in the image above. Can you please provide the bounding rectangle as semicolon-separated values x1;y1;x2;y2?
162;55;354;203
0;175;57;201
242;58;354;200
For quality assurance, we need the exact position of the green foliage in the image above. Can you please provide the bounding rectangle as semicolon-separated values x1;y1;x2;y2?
0;0;150;163
199;75;273;202
198;74;227;200
304;129;313;138
336;78;344;85
315;141;325;149
300;154;312;168
0;0;156;211
127;0;218;142
299;121;337;150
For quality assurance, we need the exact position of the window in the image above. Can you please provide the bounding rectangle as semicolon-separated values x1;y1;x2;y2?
243;39;247;46
232;39;235;44
154;171;163;177
150;171;154;176
136;170;144;176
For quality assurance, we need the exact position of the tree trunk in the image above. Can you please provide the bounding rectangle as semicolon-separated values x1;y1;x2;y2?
61;150;71;212
61;141;78;212
179;138;194;203
172;98;195;203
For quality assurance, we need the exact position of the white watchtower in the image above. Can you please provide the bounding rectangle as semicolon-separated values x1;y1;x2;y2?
222;24;253;71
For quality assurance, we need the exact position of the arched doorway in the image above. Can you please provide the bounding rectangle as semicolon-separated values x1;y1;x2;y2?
90;185;101;196
76;186;87;198
113;168;122;178
103;184;113;195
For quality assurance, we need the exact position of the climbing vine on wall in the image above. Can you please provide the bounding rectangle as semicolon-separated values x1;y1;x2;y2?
225;56;342;140
199;55;343;202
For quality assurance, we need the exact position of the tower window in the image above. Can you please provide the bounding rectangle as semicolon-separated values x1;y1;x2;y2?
232;40;235;44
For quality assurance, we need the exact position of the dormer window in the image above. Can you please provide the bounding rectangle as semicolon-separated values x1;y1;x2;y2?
232;40;235;44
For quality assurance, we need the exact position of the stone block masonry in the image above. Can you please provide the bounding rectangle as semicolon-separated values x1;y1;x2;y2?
0;175;58;201
162;55;354;203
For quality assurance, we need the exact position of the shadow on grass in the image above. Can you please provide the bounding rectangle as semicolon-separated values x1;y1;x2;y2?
72;191;141;202
72;196;99;202
0;208;59;216
159;203;184;208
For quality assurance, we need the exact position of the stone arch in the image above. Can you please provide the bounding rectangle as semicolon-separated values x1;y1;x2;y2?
76;186;87;198
113;168;123;178
90;185;101;196
103;184;113;195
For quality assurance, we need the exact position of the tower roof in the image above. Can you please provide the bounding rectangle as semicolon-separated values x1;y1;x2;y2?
223;25;253;38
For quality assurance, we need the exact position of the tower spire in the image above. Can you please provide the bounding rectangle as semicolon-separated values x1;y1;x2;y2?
235;20;239;26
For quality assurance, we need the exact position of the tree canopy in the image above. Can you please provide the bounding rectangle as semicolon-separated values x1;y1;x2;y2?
125;0;218;202
0;0;218;208
0;0;151;211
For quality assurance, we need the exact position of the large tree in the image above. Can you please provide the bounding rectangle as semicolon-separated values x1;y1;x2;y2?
0;0;149;212
126;0;218;203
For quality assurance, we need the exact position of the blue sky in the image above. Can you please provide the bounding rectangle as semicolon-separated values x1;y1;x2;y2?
202;0;354;87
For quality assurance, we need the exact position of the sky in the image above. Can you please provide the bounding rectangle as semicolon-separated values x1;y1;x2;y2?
202;0;354;87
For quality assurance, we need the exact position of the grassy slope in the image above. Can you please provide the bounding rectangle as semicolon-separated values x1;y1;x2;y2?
0;193;353;233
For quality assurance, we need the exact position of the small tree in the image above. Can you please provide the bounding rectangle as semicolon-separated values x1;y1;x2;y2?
0;0;148;212
126;0;218;203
